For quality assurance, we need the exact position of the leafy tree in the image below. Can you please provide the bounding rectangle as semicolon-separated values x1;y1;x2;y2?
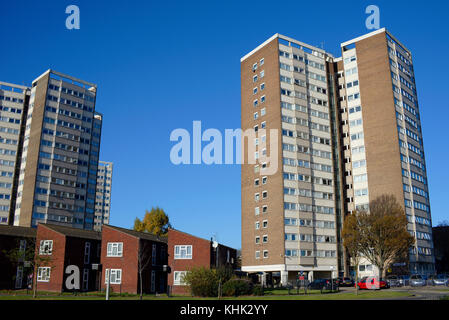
342;194;415;279
134;207;171;236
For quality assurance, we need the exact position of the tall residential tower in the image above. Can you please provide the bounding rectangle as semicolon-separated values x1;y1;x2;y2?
8;70;103;230
241;29;435;282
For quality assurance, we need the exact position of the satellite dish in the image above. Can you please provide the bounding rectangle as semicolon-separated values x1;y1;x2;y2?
212;241;218;248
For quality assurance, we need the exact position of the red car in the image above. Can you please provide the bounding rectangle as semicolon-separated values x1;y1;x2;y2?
357;276;388;290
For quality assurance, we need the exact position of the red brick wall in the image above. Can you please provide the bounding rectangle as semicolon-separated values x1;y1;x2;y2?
35;225;66;292
167;229;212;295
100;226;139;294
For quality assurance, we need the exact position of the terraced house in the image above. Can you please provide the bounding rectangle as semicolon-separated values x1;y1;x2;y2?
240;29;435;284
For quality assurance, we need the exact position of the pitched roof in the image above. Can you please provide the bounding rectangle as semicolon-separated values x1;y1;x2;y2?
39;223;101;240
104;225;167;243
0;225;36;238
168;228;236;250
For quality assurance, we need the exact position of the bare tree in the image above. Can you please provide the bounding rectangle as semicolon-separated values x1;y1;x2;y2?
4;237;53;298
137;240;152;300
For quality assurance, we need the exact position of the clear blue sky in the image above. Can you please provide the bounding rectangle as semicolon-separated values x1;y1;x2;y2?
1;0;448;248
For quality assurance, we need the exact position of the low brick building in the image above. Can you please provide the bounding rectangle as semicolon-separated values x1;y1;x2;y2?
100;225;168;294
167;228;237;295
0;225;36;290
35;223;102;292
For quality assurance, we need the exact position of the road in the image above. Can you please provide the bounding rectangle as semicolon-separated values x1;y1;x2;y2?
339;286;449;300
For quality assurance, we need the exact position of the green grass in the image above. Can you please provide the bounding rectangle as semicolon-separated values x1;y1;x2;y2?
0;289;413;300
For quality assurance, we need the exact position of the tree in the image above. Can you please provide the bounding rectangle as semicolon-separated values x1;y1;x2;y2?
342;194;415;280
134;207;171;237
4;238;53;298
182;267;219;297
342;213;363;295
137;241;152;300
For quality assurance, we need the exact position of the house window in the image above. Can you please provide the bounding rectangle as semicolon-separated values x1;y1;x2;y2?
151;270;156;292
255;221;260;230
37;267;51;282
263;220;268;228
262;205;268;213
255;236;260;244
263;250;268;258
84;242;91;264
105;269;122;284
152;244;157;265
82;268;89;290
15;266;23;288
260;58;264;66
107;242;123;257
255;251;260;259
255;207;260;215
39;240;53;255
174;245;192;259
174;271;187;285
262;176;267;184
263;235;268;243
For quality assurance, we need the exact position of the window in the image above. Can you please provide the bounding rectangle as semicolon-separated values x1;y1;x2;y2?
254;179;259;186
39;240;53;255
262;205;268;213
255;207;260;215
37;267;51;282
152;244;157;265
84;242;91;264
255;221;260;230
174;245;192;259
262;176;267;184
262;220;268;228
151;270;156;292
105;269;122;284
255;236;260;244
260;58;264;66
107;242;123;257
255;251;260;259
82;269;89;290
263;250;268;258
262;191;267;199
260;70;265;78
262;235;268;243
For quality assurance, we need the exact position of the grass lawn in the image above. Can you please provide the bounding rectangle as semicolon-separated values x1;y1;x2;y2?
0;289;414;300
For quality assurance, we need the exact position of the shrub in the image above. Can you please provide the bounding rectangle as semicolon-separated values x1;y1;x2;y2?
222;279;253;297
252;285;264;296
182;267;219;297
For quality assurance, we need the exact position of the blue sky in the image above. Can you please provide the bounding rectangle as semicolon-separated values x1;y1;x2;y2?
1;0;448;248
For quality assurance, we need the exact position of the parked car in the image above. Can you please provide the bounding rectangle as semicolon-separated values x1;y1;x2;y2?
357;277;388;290
432;274;449;286
410;274;426;287
386;275;402;287
338;277;354;287
398;275;410;286
307;279;338;291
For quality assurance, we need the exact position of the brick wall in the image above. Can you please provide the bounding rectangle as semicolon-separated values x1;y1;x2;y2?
35;225;66;292
167;229;212;295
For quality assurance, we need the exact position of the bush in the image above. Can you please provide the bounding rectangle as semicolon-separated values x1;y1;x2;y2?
222;279;253;297
182;267;219;297
252;285;264;296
